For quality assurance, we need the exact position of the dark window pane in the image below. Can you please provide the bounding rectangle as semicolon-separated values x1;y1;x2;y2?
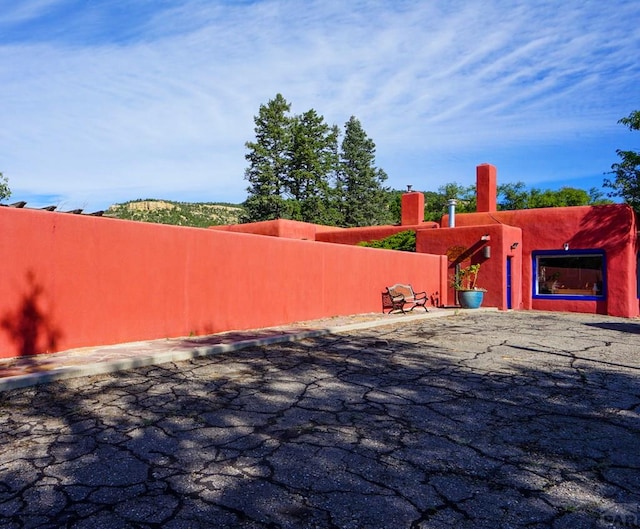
535;253;604;297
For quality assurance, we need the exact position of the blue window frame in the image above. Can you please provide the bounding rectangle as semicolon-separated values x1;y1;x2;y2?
533;250;606;301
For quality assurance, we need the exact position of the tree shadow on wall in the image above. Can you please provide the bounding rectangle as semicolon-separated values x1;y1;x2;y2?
571;204;635;257
1;313;640;528
1;270;63;357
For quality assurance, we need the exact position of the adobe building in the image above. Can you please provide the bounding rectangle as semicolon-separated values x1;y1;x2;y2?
419;164;639;318
221;163;639;318
1;162;637;360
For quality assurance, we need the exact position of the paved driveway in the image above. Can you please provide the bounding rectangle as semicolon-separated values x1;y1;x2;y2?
1;311;639;528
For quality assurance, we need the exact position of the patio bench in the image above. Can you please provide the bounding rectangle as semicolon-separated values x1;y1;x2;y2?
382;283;429;314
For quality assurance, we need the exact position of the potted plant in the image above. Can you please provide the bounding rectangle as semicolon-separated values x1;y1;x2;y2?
453;263;486;309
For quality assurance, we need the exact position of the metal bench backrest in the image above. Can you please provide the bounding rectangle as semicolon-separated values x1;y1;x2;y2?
388;284;414;299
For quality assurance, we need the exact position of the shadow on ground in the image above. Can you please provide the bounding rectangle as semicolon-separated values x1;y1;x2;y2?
586;321;640;335
1;311;639;528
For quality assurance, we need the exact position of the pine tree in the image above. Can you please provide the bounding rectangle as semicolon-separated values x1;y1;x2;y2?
242;100;392;227
241;94;292;222
337;116;392;227
285;110;340;224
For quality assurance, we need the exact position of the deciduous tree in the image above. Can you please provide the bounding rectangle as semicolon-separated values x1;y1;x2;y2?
418;184;476;222
604;110;640;212
497;182;529;210
498;182;610;210
0;172;10;202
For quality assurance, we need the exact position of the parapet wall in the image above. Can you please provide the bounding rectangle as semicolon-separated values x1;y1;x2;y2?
0;207;446;359
316;222;439;245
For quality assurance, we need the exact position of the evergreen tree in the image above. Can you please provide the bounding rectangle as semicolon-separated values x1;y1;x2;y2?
242;99;392;227
285;110;340;224
337;116;392;227
241;94;292;222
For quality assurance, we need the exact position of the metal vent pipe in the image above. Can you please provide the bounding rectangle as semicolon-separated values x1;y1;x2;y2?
447;199;457;228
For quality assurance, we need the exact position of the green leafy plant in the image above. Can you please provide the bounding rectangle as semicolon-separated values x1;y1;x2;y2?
452;263;485;291
357;230;416;252
0;172;11;203
604;110;640;212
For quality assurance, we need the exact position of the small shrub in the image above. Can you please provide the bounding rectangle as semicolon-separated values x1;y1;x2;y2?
357;230;416;252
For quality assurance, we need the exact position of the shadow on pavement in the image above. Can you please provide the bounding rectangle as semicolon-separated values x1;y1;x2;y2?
1;311;639;528
585;321;640;335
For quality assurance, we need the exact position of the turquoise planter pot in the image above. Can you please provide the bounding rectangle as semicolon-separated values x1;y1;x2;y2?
458;290;485;309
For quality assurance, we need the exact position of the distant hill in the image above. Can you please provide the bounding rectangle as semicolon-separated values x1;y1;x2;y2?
106;199;243;227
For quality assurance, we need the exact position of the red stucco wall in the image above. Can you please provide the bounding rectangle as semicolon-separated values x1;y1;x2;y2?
476;163;497;213
316;223;439;246
0;207;445;359
401;192;425;225
210;218;326;240
418;224;522;311
442;204;639;317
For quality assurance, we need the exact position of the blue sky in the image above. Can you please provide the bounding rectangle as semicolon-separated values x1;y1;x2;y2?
1;0;639;211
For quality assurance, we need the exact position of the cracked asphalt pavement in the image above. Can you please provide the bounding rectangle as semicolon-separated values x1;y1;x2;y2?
1;311;640;528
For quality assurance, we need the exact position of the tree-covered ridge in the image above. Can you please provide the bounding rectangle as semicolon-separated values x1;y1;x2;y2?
106;199;243;227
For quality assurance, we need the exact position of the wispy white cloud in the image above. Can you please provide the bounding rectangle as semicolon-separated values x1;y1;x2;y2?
1;0;639;209
0;0;66;26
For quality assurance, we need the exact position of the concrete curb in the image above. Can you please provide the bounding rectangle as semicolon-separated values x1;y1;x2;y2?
0;308;497;391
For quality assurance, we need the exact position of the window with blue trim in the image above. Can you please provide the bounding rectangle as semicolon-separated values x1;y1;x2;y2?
533;250;605;300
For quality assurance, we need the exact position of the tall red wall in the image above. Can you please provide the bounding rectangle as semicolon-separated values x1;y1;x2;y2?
0;207;446;359
442;205;639;317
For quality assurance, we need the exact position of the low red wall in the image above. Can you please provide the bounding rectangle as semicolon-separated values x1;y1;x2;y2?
0;207;445;359
210;218;327;240
316;223;439;246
